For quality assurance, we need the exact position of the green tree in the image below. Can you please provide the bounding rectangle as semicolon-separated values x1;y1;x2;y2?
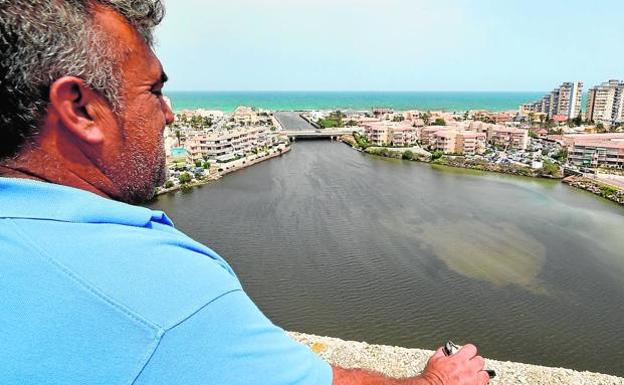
421;112;431;125
194;159;202;167
541;160;561;177
572;114;583;127
178;172;192;184
433;118;446;126
552;148;568;162
175;129;181;146
164;180;174;189
431;150;444;160
402;150;414;160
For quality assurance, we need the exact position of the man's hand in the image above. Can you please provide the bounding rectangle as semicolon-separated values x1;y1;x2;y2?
419;344;489;385
332;344;489;385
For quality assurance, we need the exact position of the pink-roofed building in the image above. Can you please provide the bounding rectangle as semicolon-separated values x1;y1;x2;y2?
363;123;391;146
564;133;624;168
456;132;487;155
391;125;418;147
363;122;418;146
488;126;529;150
420;126;452;147
433;130;458;153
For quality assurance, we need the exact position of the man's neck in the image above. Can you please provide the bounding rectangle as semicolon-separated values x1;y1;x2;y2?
0;147;114;199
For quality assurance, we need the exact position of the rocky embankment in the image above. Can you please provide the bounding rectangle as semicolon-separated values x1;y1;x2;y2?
563;176;624;205
432;156;562;179
289;332;624;385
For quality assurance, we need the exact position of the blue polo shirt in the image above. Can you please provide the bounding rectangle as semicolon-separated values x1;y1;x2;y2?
0;177;332;385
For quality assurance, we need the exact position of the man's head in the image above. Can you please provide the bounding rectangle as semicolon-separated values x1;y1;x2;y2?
0;0;174;203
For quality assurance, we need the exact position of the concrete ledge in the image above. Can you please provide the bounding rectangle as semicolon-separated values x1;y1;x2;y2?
288;332;624;385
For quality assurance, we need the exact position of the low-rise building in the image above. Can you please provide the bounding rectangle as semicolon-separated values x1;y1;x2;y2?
421;126;486;155
363;122;418;146
456;132;487;155
487;126;529;150
232;106;259;125
433;130;458;153
186;126;272;162
564;133;624;168
420;126;451;147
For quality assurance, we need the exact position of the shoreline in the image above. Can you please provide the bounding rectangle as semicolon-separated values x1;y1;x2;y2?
339;136;563;180
156;146;292;196
338;136;624;206
563;176;624;206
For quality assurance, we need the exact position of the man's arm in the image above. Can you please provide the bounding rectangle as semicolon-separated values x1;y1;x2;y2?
332;345;490;385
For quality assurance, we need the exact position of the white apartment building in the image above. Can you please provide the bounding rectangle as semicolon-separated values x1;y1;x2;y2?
586;80;624;125
186;126;271;162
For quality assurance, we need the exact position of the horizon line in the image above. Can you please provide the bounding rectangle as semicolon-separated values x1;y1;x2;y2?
164;89;551;94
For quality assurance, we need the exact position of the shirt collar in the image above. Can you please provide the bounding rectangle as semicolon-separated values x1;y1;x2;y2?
0;177;173;227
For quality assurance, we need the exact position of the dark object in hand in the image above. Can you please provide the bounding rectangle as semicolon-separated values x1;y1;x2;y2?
443;341;497;379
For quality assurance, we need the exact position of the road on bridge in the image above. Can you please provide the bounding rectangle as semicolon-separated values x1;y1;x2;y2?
274;112;317;131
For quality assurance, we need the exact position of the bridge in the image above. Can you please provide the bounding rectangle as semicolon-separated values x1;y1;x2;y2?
273;111;362;140
282;128;361;140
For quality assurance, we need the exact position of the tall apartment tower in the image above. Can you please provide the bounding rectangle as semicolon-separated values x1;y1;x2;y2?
586;80;624;124
556;81;583;120
523;81;583;119
613;83;624;124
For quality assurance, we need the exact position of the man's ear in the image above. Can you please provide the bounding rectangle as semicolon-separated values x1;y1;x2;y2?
49;76;106;144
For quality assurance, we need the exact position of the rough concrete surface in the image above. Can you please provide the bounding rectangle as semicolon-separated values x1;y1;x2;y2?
288;332;624;385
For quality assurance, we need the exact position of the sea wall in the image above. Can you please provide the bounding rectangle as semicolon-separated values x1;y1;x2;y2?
563;176;624;206
288;332;624;385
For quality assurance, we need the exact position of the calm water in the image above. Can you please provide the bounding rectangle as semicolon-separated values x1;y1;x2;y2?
166;91;547;112
148;142;624;376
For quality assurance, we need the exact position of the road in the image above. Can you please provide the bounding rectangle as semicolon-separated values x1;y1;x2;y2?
274;112;316;131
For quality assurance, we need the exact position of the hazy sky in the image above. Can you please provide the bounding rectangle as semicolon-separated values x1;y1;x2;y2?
155;0;623;92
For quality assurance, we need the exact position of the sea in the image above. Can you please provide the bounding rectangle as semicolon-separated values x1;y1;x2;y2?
165;91;548;113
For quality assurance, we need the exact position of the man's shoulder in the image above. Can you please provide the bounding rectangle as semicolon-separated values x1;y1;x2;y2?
2;216;242;330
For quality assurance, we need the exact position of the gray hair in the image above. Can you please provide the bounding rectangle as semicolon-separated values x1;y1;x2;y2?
0;0;164;159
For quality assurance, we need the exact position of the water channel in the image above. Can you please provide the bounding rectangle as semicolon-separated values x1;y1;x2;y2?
148;141;624;376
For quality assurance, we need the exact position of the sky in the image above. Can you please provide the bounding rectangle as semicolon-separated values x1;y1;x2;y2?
155;0;624;92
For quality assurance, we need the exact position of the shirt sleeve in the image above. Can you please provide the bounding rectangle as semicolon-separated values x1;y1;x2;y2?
133;289;333;385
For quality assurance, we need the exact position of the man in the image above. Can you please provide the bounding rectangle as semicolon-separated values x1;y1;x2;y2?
0;1;489;384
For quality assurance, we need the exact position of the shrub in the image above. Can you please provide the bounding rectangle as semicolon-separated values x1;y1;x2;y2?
402;150;414;160
178;172;192;184
431;150;445;160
